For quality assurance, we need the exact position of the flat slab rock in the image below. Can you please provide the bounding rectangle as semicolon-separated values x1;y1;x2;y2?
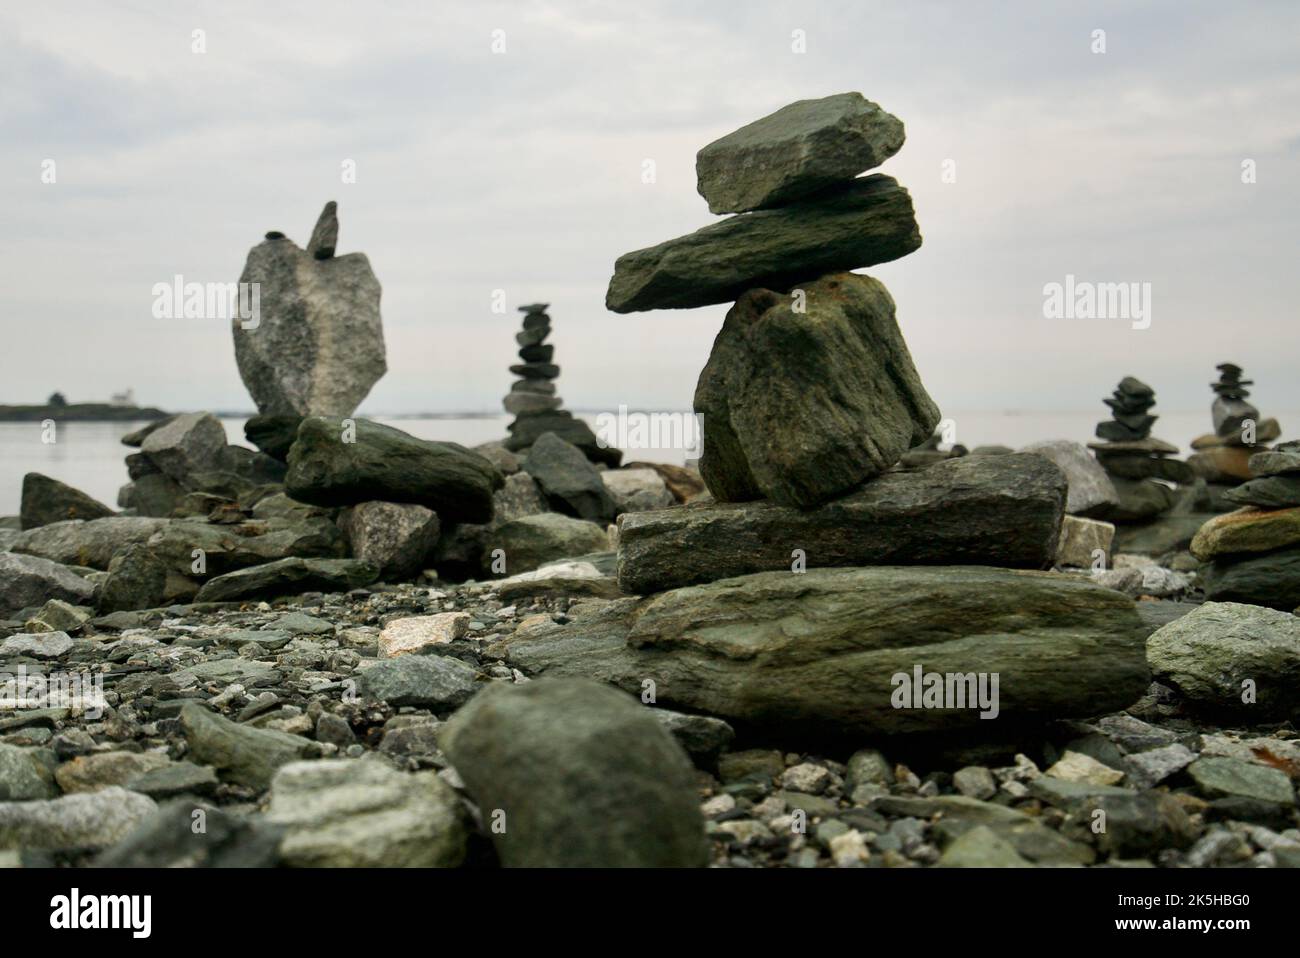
605;174;921;313
285;417;503;523
695;92;905;214
501;565;1148;739
616;453;1066;594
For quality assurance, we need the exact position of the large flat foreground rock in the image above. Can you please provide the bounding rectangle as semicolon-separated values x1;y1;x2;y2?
501;566;1148;739
616;454;1065;593
605;174;920;312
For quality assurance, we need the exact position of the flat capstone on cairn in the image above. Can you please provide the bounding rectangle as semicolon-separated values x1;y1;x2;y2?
1187;363;1282;489
1086;377;1191;524
501;304;621;466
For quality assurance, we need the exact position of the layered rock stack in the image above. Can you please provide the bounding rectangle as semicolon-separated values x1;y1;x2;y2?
1086;377;1190;523
608;93;938;511
1192;440;1300;610
1188;363;1281;487
594;93;1149;740
500;304;621;467
1211;363;1258;438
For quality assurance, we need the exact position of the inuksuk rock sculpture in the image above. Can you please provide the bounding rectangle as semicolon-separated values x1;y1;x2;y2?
1087;377;1189;522
1188;363;1281;486
502;304;621;466
605;92;1071;593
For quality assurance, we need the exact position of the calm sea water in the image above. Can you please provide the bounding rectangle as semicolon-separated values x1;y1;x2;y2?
1;410;1292;517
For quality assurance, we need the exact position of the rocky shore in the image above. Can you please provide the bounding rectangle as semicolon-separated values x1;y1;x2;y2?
2;99;1299;870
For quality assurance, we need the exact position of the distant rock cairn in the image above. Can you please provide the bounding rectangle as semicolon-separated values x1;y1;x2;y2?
233;201;386;417
502;304;621;466
1087;377;1190;522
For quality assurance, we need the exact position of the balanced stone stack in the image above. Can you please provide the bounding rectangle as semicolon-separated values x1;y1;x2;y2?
519;95;1146;743
1211;363;1258;439
604;93;1074;595
1188;363;1281;487
502;304;621;467
608;93;936;510
1087;377;1189;523
504;304;561;418
1192;440;1300;610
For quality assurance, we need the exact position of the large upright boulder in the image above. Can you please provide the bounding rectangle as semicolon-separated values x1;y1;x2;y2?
695;272;939;508
440;679;708;867
285;418;503;524
19;474;113;530
233;203;386;416
606;175;921;312
696;92;905;214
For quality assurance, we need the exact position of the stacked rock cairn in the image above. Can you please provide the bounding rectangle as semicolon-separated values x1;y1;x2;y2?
1189;365;1297;608
607;92;938;510
594;92;1148;741
1192;438;1300;610
503;303;562;419
1187;363;1281;488
1087;376;1190;523
501;304;621;466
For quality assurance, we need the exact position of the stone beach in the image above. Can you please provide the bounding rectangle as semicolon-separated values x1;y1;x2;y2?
3;104;1299;873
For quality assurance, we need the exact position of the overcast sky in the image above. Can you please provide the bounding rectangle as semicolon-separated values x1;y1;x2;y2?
2;0;1298;420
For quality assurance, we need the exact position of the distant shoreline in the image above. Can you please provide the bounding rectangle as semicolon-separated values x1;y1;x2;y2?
0;404;172;422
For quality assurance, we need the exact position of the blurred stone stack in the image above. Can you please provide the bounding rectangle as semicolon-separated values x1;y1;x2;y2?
1211;364;1259;438
503;304;561;418
605;93;1074;595
501;304;621;467
1087;377;1190;523
1192;440;1300;610
1188;363;1281;488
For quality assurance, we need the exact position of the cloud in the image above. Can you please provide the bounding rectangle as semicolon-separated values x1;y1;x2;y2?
1;0;1297;422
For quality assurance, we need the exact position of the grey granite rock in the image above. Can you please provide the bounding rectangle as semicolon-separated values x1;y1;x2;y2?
234;207;385;416
695;272;939;507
